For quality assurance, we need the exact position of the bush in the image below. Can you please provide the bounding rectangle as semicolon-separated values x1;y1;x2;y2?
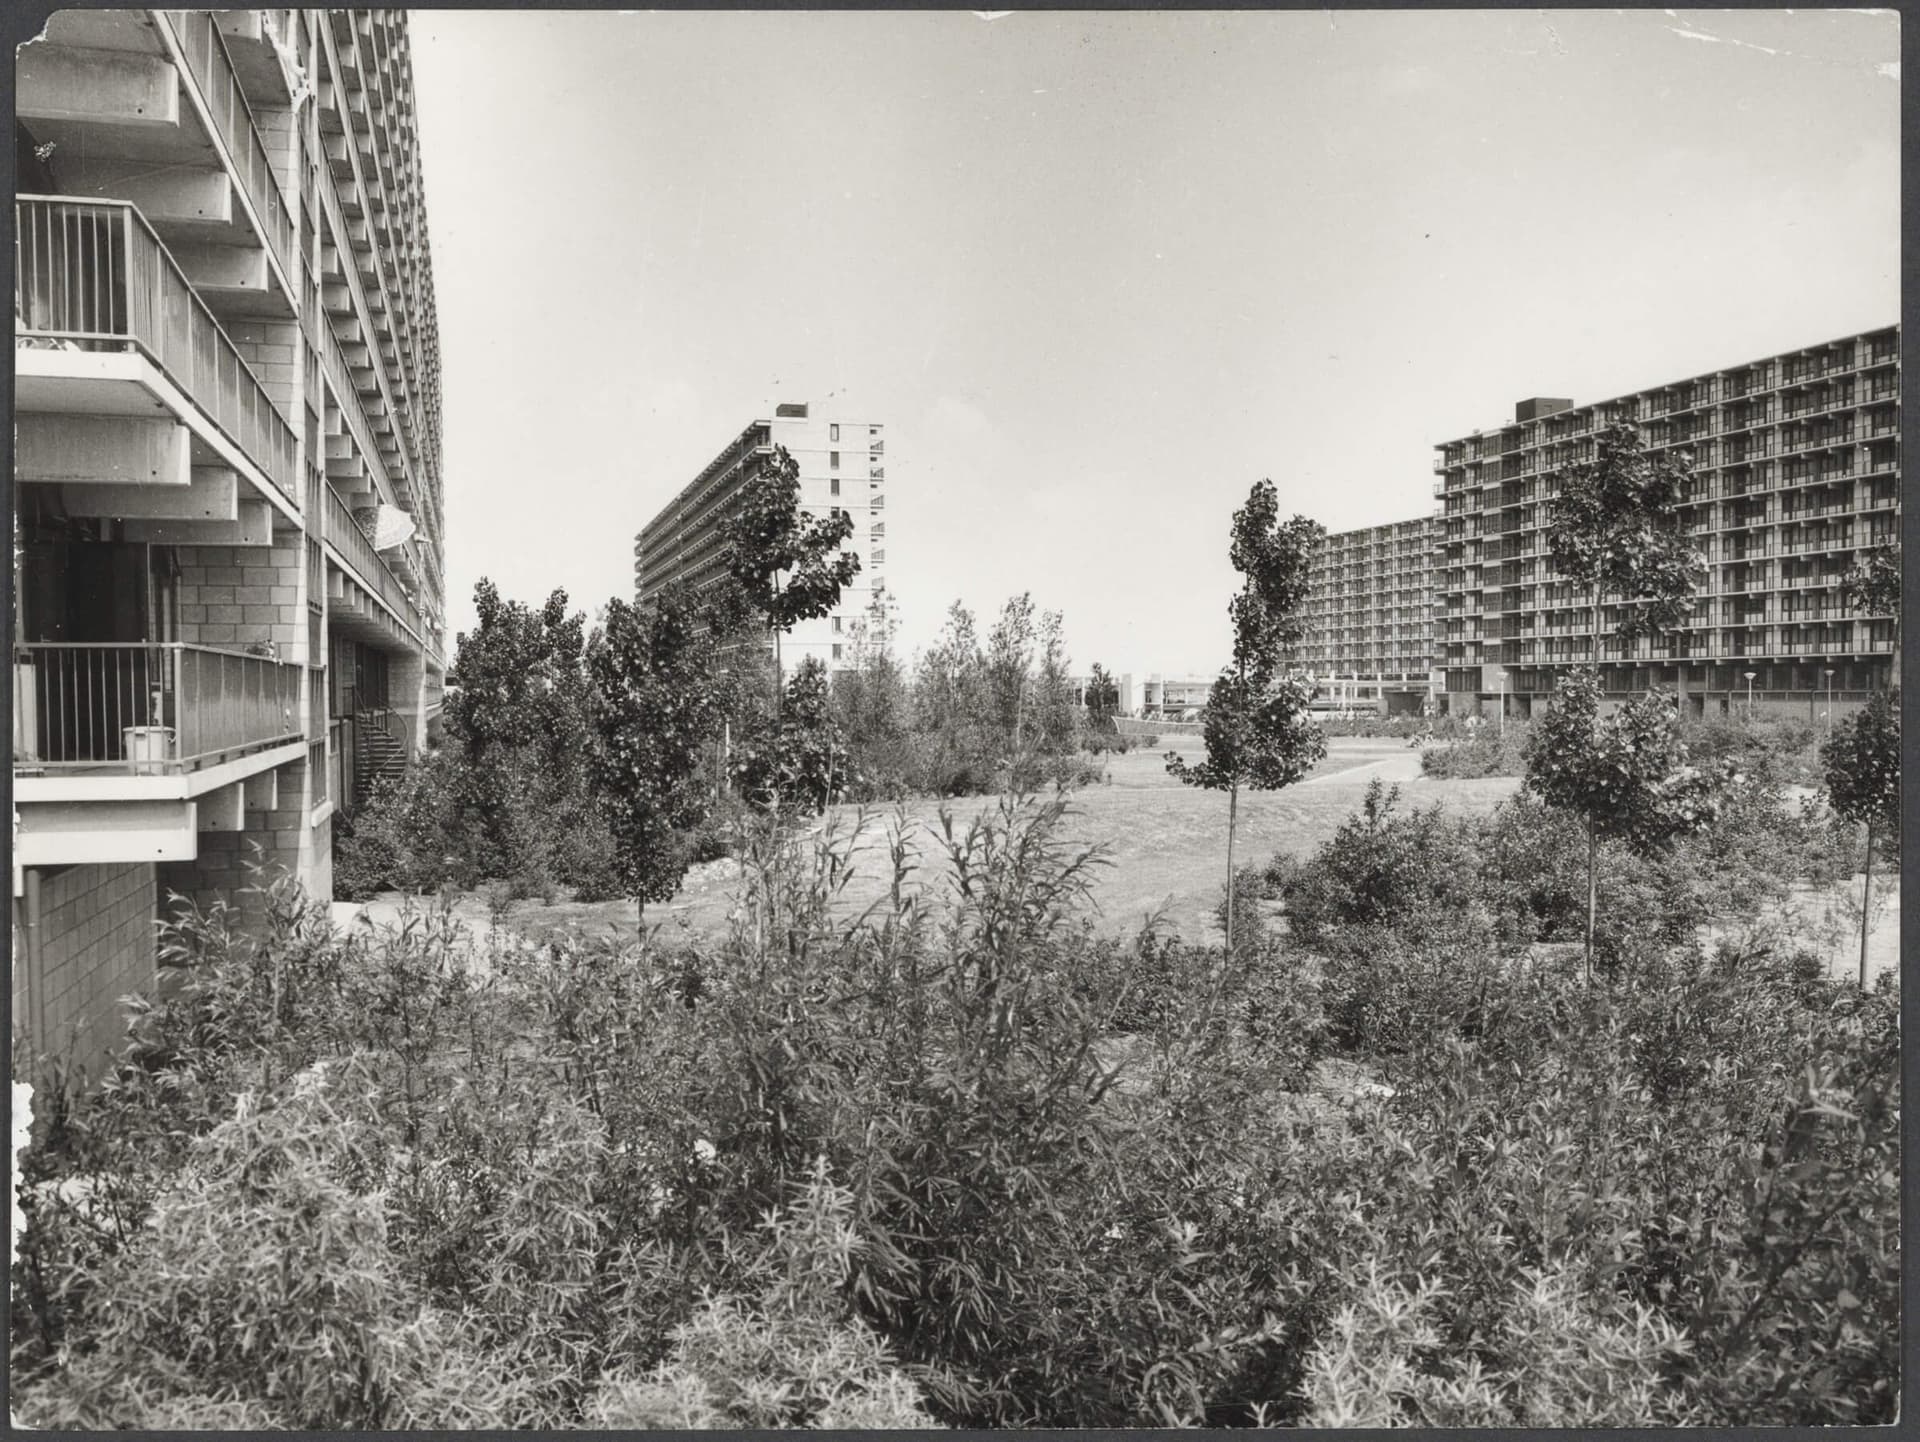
15;796;1900;1429
1418;721;1531;779
1283;780;1487;949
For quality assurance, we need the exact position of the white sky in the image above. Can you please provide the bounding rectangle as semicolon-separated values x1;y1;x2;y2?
408;7;1899;679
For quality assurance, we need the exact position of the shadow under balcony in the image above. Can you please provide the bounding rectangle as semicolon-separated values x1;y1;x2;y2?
13;643;308;872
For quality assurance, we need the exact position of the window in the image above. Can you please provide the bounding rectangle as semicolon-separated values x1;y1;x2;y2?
832;616;843;633
832;643;843;661
830;451;840;469
830;423;840;442
830;477;840;497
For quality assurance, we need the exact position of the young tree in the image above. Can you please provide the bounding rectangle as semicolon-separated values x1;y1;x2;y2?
1819;688;1900;989
1523;670;1722;982
1032;609;1078;755
587;587;727;918
440;579;595;885
1166;480;1326;950
1544;421;1706;645
720;446;860;708
731;657;848;815
985;592;1038;753
1083;663;1121;738
1843;542;1901;687
832;586;911;795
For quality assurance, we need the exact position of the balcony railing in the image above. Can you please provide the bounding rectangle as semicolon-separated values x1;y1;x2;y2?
15;196;297;502
14;642;302;773
322;484;423;633
157;11;295;277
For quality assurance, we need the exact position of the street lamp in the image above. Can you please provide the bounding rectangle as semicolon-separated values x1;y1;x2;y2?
1493;668;1508;734
1824;668;1836;732
1744;670;1756;720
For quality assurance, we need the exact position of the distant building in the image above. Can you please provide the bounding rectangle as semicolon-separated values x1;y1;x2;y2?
633;403;887;674
1139;673;1215;720
1289;516;1439;716
1434;327;1899;718
13;8;448;1074
1067;671;1136;717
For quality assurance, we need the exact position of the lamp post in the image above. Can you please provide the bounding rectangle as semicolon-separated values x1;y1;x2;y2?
1494;668;1508;734
1824;667;1835;732
1744;670;1756;720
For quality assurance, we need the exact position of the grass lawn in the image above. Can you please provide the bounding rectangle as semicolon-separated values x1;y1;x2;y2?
473;735;1525;951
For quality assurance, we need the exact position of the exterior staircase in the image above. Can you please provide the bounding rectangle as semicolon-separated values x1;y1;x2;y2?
353;708;409;801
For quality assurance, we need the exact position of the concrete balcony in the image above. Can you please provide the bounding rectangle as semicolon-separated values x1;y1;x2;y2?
14;196;298;514
21;12;295;313
13;642;305;870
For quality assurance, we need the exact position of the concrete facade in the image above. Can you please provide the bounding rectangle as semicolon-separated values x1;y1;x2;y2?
13;8;446;1077
1290;516;1439;715
633;403;889;675
1434;327;1899;718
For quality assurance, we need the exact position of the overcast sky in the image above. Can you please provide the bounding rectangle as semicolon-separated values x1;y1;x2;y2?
408;7;1899;678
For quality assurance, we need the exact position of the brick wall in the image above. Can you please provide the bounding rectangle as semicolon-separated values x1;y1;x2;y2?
157;755;322;919
16;862;156;1078
174;540;308;659
224;318;301;417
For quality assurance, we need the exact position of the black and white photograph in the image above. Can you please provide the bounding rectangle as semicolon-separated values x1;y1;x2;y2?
5;3;1905;1429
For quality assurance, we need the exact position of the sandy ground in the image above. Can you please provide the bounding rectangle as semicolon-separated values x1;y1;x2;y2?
342;734;1897;981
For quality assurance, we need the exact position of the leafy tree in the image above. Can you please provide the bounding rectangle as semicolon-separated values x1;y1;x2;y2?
587;588;728;915
1032;609;1078;754
1841;542;1900;618
1842;542;1900;687
1167;480;1326;949
1545;421;1705;645
720;445;860;706
985;592;1038;750
1819;687;1899;988
832;587;912;795
1523;669;1722;981
731;657;848;814
1083;663;1121;737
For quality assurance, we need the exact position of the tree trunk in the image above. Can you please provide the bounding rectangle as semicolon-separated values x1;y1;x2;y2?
1858;818;1874;990
1584;820;1598;985
1226;779;1239;953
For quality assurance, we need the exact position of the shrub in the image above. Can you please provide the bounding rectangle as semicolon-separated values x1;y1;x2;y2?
13;1063;516;1430
1283;780;1486;948
587;1161;936;1429
1418;721;1530;779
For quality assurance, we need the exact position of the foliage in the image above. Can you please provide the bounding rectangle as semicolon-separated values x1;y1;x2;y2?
1526;671;1724;849
1283;780;1485;951
588;587;728;910
1083;662;1121;736
586;1161;936;1429
1820;687;1900;835
1417;719;1530;778
719;444;861;638
730;656;850;813
16;780;1901;1431
1543;420;1706;639
1841;541;1900;617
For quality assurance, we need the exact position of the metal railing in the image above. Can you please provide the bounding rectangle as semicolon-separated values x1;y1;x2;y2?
159;10;295;277
322;484;422;634
15;196;297;501
14;643;303;773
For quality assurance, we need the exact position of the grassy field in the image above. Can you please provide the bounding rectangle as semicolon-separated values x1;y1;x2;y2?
399;736;1521;952
347;732;1897;981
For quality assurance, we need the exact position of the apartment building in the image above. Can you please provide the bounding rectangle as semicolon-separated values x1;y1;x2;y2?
633;402;887;674
1433;328;1899;719
13;9;447;1072
1290;515;1438;715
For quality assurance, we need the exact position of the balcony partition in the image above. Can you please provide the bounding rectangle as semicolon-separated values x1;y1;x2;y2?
159;10;296;276
14;643;303;773
15;196;297;501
